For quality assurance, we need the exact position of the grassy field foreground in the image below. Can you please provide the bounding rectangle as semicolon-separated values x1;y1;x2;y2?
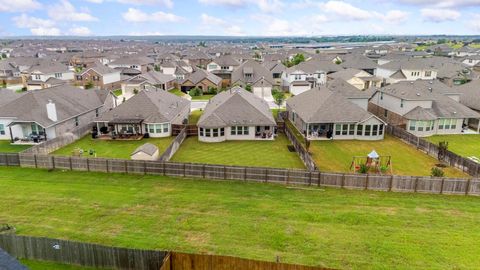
1;167;480;269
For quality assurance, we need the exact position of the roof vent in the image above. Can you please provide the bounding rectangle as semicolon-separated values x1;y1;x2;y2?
428;87;432;92
416;93;420;96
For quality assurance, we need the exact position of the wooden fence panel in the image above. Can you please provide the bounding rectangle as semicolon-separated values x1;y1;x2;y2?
108;159;128;174
343;174;367;190
145;161;165;175
415;177;442;194
71;157;89;171
204;164;226;180
53;156;72;170
126;160;146;174
0;153;20;166
266;168;288;184
442;178;469;195
391;175;415;192
367;175;391;191
467;180;480;195
35;155;53;169
288;170;311;185
18;153;36;168
224;166;246;181
320;173;343;187
88;158;109;173
245;167;268;182
0;234;166;270
164;162;185;177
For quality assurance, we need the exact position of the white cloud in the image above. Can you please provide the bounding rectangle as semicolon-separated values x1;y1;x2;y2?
85;0;103;3
49;0;98;22
30;27;61;36
68;26;92;36
122;8;184;23
420;8;460;22
469;15;480;32
200;13;245;35
398;0;480;8
0;0;41;12
378;10;410;24
323;1;371;21
257;0;284;13
117;0;173;8
199;0;283;13
13;14;56;28
198;0;247;7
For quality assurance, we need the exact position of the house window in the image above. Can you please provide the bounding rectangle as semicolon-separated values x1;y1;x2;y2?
357;125;363;136
244;73;252;79
76;75;82;80
400;99;404;108
31;123;42;135
292;112;296;122
384;109;388;118
349;124;355;135
409;120;416;131
220;128;224;136
438;119;444;130
417;122;424;132
213;128;219;137
74;117;79;127
206;129;211;137
163;124;169;133
335;124;341;135
365;125;371;136
95;109;99;117
342;124;348;135
34;74;41;80
199;127;204;136
425;71;432;77
0;124;4;135
232;126;248;135
379;124;384;135
208;64;217;70
294;74;301;80
444;119;451;129
221;66;229;70
54;73;62;78
372;125;378;136
451;119;457;129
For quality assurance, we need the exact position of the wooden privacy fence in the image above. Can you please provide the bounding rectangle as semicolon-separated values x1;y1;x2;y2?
283;120;317;171
1;152;480;196
21;124;92;155
172;124;198;136
160;252;334;270
386;125;480;177
159;127;187;161
0;234;166;270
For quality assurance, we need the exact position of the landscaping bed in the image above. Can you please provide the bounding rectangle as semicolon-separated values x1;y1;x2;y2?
52;136;174;159
1;167;480;269
171;134;305;169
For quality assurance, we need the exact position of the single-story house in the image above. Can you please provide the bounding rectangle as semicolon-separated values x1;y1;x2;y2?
287;87;386;141
197;86;276;142
0;85;115;144
121;71;176;99
95;88;190;138
179;69;222;93
231;60;275;101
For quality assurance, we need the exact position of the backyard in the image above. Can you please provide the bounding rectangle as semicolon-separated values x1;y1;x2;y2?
188;110;203;124
1;167;480;269
0;140;31;153
426;134;480;159
309;135;467;177
52;136;173;159
171;134;305;169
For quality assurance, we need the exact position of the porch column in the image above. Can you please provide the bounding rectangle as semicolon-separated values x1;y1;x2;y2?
9;126;13;143
477;119;480;133
306;123;309;138
43;128;47;141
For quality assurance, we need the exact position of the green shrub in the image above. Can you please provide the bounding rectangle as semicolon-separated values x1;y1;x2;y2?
431;167;445;177
245;84;252;92
206;86;217;95
189;87;203;97
133;88;139;95
358;164;369;174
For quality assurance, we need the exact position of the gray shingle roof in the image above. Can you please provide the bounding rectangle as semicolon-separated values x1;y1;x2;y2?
0;85;108;128
97;89;190;125
198;86;276;128
231;60;274;86
131;143;158;156
454;79;480;111
287;87;376;123
0;248;28;270
181;69;221;85
0;89;24;107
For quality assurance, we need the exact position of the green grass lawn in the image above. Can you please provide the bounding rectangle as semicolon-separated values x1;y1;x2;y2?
52;136;173;159
2;167;480;269
271;108;285;120
188;110;203;124
309;135;467;178
112;89;122;97
0;140;31;153
21;259;106;270
171;134;305;169
426;134;480;158
189;94;214;100
168;88;186;97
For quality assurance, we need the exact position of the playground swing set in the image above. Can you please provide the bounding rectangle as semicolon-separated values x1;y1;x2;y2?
350;150;393;175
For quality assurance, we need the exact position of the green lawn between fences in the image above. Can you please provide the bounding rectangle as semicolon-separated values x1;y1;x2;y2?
21;259;106;270
112;89;122;97
0;140;31;153
168;88;186;97
188;110;203;124
2;167;480;269
171;134;305;169
52;136;174;159
189;94;215;100
426;134;480;159
309;135;467;178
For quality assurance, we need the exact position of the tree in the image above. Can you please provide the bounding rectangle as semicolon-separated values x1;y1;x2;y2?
272;88;285;109
245;84;252;92
282;53;306;67
133;88;139;95
154;65;160;72
315;49;320;54
1;53;6;59
85;81;94;89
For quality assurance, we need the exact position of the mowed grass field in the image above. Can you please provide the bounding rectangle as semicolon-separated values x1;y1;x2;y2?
21;259;105;270
309;135;467;177
52;136;173;159
1;167;480;269
171;134;305;169
426;134;480;158
0;140;31;153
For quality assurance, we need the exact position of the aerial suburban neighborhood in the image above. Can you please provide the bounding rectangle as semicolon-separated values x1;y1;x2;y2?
1;0;480;269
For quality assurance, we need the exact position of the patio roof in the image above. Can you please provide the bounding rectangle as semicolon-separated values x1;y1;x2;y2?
108;118;143;125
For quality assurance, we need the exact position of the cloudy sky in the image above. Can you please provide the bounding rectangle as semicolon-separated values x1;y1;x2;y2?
0;0;479;36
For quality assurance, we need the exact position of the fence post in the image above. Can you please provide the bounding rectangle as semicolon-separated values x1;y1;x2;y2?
183;163;186;177
144;161;147;175
389;175;394;192
34;154;37;168
202;164;206;179
365;174;369;190
5;154;9;166
414;177;419;192
86;158;90;172
264;169;268;183
163;162;166;176
124;160;127;174
286;170;290;185
465;179;471;195
341;174;345;188
223;166;226;180
106;159;109;173
69;157;72;170
51;156;55;169
440;178;445;194
317;172;321;187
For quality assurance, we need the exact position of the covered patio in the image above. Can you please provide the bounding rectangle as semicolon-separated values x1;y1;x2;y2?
8;121;47;145
95;119;144;140
306;123;334;139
